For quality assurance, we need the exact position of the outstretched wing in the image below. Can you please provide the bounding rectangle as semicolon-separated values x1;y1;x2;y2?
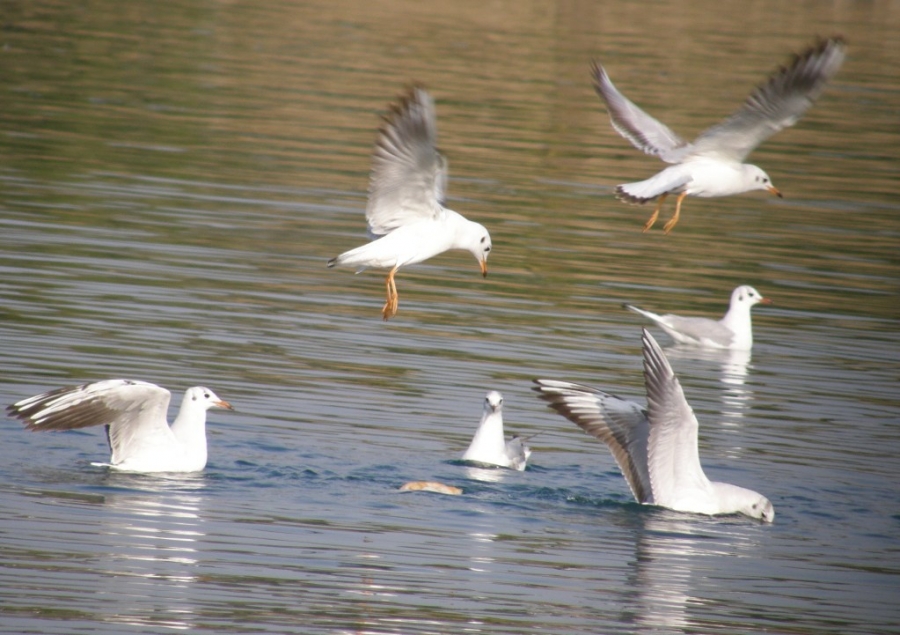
591;60;690;164
689;37;846;162
641;329;709;507
365;86;447;237
533;378;652;503
8;379;174;465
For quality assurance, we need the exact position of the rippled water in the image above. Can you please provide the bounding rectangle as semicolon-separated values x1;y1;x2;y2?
1;2;899;634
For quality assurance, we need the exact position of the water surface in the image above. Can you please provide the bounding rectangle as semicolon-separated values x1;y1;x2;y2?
1;1;899;634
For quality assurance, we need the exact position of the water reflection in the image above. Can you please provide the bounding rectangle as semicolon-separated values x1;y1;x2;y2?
664;345;754;423
96;474;207;631
463;465;512;484
627;513;762;633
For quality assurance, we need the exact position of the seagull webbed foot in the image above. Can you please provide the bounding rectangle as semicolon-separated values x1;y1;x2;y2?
642;193;668;232
382;267;399;320
662;191;689;234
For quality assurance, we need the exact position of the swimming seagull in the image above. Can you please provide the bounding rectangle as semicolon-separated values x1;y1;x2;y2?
461;391;531;471
623;285;771;350
328;86;492;320
534;329;774;521
7;380;233;473
592;36;846;233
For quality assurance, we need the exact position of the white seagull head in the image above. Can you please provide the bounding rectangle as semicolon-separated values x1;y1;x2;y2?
731;285;772;311
184;386;234;412
743;164;782;197
484;390;503;414
461;221;491;278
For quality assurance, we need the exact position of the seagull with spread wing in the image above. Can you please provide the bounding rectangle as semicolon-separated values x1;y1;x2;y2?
534;329;774;521
328;87;492;320
8;380;233;473
592;37;846;233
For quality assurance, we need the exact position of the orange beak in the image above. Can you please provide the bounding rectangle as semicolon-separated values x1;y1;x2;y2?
215;399;234;411
480;259;488;278
760;297;773;305
767;185;783;198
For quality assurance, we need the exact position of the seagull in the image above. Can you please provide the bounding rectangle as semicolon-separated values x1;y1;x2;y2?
592;36;846;233
461;391;531;471
534;329;774;521
623;285;771;350
7;380;233;473
328;86;492;320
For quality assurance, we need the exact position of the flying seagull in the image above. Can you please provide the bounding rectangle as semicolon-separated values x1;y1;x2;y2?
592;37;846;233
328;86;492;320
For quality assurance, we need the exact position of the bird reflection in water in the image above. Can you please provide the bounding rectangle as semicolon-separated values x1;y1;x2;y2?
97;473;207;631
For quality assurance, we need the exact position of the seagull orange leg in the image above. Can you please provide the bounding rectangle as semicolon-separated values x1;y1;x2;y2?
663;192;689;234
382;266;400;320
643;193;668;232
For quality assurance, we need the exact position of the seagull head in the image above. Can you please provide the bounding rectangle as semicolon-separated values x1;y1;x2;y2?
732;285;772;310
747;494;775;523
484;391;503;414
463;222;491;278
746;164;782;198
187;386;234;412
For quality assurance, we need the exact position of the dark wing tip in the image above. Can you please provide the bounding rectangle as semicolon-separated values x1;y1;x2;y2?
373;84;436;159
6;382;124;432
532;380;580;425
590;59;613;100
798;34;847;67
815;34;847;52
767;35;847;92
641;327;677;399
384;84;430;123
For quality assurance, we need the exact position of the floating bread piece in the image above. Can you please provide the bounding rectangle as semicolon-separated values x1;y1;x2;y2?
399;481;462;495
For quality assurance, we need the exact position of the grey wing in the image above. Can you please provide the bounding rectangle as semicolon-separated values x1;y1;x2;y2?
8;379;170;432
641;330;708;507
533;379;652;503
689;37;846;162
365;86;446;237
662;315;735;347
9;379;174;464
505;436;531;471
591;60;690;164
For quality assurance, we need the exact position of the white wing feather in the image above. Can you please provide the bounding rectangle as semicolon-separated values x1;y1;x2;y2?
365;87;447;237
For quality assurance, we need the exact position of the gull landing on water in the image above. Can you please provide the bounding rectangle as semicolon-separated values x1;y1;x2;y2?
534;329;774;522
592;37;846;233
624;285;771;351
328;86;492;320
461;391;531;471
7;380;233;473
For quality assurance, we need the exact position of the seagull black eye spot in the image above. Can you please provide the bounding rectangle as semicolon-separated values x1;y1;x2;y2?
485;246;491;253
204;393;210;399
480;236;486;244
192;396;197;401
